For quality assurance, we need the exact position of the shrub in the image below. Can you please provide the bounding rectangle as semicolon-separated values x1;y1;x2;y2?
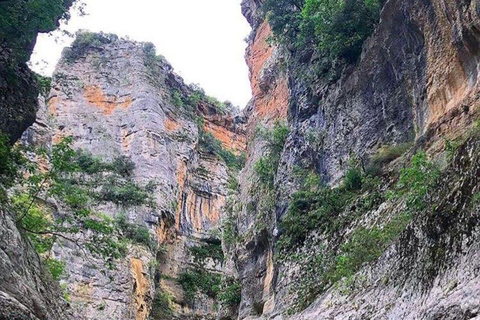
75;150;104;174
331;212;411;282
150;290;173;319
111;155;135;177
189;242;224;266
263;0;385;63
178;269;221;303
35;73;52;98
222;213;238;246
198;131;245;170
366;142;413;176
63;31;118;62
279;185;354;249
115;214;153;249
344;167;362;191
218;278;242;307
393;151;440;212
170;90;185;108
44;258;66;281
0;133;25;195
254;122;289;189
98;179;150;207
1;137;147;274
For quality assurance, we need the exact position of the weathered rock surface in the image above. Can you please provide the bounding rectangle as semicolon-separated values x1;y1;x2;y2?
0;207;72;320
234;0;480;319
39;34;246;320
0;49;39;144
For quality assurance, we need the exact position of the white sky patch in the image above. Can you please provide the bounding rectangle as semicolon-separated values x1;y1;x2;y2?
30;0;252;107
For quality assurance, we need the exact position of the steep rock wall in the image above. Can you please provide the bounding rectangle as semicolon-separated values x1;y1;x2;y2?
235;0;480;319
27;34;246;320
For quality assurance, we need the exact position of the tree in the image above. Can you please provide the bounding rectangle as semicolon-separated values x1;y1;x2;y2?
0;135;155;272
264;0;385;63
0;0;75;63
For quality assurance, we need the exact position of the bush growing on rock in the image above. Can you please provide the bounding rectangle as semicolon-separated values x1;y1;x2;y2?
0;135;156;278
63;31;118;62
254;121;290;189
263;0;385;63
218;277;242;307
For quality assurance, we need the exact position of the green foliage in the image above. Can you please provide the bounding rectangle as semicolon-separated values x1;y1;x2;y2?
72;151;153;207
178;269;221;303
142;42;156;61
0;136;154;275
44;258;66;281
366;142;413;176
34;73;52;97
186;90;203;107
444;138;461;162
218;277;242;307
344;167;363;191
263;0;384;63
254;122;290;189
63;31;118;62
278;180;355;250
150;290;173;319
167;85;233;116
98;178;150;207
0;0;73;63
111;155;136;177
227;175;240;192
189;242;224;266
11;194;55;253
221;212;238;246
0;133;25;198
472;192;480;207
393;151;440;212
198;131;246;170
170;89;185;108
331;213;411;282
281;150;441;312
115;214;153;249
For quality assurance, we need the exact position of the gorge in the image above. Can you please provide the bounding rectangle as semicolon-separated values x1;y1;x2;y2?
1;0;480;320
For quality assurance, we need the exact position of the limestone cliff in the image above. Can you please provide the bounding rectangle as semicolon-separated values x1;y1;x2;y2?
232;0;480;319
18;33;246;320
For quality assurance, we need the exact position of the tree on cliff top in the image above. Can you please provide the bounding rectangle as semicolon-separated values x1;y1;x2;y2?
0;0;75;63
264;0;385;63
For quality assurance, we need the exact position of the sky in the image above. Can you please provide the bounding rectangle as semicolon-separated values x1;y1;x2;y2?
30;0;252;107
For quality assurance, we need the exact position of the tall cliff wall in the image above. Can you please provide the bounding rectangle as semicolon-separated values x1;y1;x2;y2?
17;33;247;320
233;0;480;319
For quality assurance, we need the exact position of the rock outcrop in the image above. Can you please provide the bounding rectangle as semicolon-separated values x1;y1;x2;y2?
0;206;73;320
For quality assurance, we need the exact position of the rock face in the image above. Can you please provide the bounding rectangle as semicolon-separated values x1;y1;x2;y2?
20;34;246;320
233;0;480;319
0;207;73;320
0;0;74;144
0;49;40;144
